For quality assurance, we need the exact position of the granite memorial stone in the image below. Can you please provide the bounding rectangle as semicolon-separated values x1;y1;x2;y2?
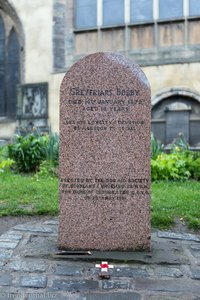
59;52;151;251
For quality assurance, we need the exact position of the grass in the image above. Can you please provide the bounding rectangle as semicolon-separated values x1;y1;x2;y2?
0;172;58;216
152;180;200;229
0;172;200;230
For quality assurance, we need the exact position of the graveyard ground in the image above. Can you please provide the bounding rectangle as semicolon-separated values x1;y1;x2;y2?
0;172;200;231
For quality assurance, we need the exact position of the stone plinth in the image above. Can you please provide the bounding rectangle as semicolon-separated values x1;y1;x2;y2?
59;52;151;251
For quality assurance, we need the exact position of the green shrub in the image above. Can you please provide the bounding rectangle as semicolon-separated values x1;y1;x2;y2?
171;132;189;153
151;132;164;160
188;158;200;180
7;129;59;174
0;146;8;160
8;134;47;173
151;152;191;181
35;160;58;178
46;131;59;167
0;158;14;172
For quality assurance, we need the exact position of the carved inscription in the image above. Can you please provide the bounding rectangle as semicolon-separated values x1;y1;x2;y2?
66;87;147;113
64;119;145;131
61;177;150;201
64;86;149;132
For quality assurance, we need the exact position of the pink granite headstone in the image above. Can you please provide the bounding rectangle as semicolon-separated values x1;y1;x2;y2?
59;52;151;251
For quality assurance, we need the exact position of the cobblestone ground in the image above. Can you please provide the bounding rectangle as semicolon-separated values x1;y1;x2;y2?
0;218;200;300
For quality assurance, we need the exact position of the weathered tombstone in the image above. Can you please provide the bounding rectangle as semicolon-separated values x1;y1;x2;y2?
59;52;151;251
17;83;48;133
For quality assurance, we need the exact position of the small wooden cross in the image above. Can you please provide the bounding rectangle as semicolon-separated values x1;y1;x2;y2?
95;261;114;279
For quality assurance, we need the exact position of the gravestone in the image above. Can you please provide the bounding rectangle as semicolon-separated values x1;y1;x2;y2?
17;83;48;133
59;52;151;251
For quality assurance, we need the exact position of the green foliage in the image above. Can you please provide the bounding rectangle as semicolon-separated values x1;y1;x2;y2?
7;128;59;174
188;158;200;180
151;211;174;229
191;151;200;160
151;133;200;181
0;146;14;172
187;217;200;229
151;152;191;181
171;132;189;153
35;160;58;178
0;158;14;172
151;132;164;160
46;131;59;167
8;134;47;173
0;146;8;161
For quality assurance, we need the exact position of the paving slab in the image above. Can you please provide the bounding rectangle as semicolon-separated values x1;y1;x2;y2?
158;231;200;242
135;278;200;293
0;233;23;240
100;279;132;290
55;264;85;276
0;241;19;249
0;274;12;286
5;260;48;273
13;224;54;233
22;234;58;257
19;275;47;288
190;267;200;280
49;279;99;292
144;295;185;300
0;249;13;261
153;266;183;278
79;292;142;299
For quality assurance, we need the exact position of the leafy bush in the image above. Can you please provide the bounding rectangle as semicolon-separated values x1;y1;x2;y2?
191;151;200;160
0;158;14;172
8;134;47;173
151;152;191;181
151;132;164;160
0;146;8;161
188;158;200;180
7;129;59;174
171;132;189;153
151;132;200;181
46;131;59;167
35;160;58;178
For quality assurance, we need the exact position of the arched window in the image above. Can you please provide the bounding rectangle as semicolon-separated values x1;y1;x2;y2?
0;15;5;116
0;15;20;118
152;90;200;147
6;28;20;116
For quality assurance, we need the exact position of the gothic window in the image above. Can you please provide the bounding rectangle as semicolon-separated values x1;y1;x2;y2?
0;14;20;117
0;15;5;116
6;28;20;116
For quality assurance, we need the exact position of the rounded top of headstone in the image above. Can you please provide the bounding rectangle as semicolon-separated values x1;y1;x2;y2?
60;52;150;93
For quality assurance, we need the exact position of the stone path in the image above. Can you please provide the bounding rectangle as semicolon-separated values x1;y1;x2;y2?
0;218;200;300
